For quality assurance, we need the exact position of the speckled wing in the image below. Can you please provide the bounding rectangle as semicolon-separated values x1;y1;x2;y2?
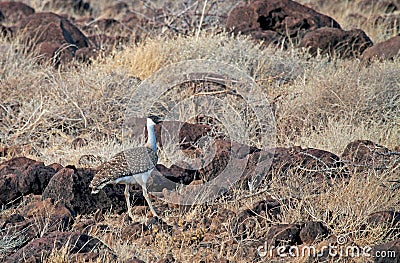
90;147;158;190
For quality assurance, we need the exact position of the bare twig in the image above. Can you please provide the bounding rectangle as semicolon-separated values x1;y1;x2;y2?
196;0;208;40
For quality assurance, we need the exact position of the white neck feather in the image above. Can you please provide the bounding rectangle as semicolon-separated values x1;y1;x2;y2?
146;118;157;152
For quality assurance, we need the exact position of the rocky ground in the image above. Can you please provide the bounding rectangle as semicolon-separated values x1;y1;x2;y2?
1;134;399;262
0;0;400;262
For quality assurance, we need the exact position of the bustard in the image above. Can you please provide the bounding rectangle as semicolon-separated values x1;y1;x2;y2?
90;116;161;219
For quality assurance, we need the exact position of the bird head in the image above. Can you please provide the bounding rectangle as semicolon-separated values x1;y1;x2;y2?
89;180;100;194
89;175;108;194
147;115;162;126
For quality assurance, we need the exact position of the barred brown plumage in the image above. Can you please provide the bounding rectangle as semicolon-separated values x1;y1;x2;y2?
89;116;161;219
89;147;157;190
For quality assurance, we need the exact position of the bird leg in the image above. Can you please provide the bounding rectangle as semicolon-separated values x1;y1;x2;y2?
124;184;134;220
142;186;159;218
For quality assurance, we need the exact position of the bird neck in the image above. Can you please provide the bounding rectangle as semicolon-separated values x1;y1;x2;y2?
146;124;157;152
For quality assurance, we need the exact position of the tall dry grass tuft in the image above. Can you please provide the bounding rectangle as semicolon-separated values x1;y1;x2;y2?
44;245;70;263
97;31;305;81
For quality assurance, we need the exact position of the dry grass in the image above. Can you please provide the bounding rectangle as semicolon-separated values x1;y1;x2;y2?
274;57;400;152
298;0;400;42
1;0;399;262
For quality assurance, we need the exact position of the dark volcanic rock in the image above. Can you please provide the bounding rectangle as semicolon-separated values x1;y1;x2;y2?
156;163;197;185
366;211;400;230
252;30;287;48
362;36;400;62
198;145;231;182
42;167;131;215
16;12;90;65
271;146;346;181
120;222;148;241
299;221;329;244
232;209;264;239
266;223;302;246
341;140;394;170
251;197;282;219
20;198;73;231
74;46;99;62
342;140;390;161
231;197;280;239
0;1;35;24
19;12;89;48
157;138;256;186
42;168;76;210
155;121;212;149
237;147;274;189
0;198;74;257
124;118;212;150
298;27;373;58
0;157;56;205
126;258;146;263
157;142;346;195
36;41;75;65
226;0;375;58
226;0;340;43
